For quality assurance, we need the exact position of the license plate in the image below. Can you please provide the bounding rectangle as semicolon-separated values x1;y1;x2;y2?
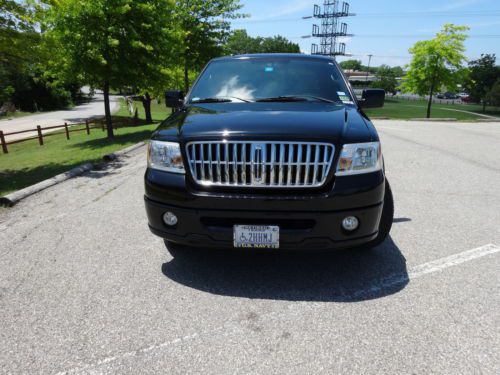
233;225;280;249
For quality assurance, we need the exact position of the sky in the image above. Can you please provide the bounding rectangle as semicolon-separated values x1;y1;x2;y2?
232;0;500;67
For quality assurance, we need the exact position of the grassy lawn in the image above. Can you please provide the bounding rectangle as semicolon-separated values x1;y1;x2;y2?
365;99;500;120
116;98;173;122
0;99;171;196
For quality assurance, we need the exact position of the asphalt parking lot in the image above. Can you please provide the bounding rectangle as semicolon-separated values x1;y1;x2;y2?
1;120;499;374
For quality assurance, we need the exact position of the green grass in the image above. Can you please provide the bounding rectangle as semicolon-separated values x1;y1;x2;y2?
116;99;173;122
0;111;38;121
364;99;500;120
0;99;171;196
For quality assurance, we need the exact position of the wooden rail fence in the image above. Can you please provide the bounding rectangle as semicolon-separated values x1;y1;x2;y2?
0;118;138;154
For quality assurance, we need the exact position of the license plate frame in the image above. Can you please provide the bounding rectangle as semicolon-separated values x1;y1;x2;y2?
233;225;280;249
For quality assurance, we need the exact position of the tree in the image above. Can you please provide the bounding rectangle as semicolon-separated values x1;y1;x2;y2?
402;24;469;118
45;0;178;138
0;0;38;108
486;79;500;108
259;35;300;54
225;29;259;55
174;0;246;93
339;59;362;71
391;66;404;77
372;65;398;95
465;54;499;111
225;29;300;55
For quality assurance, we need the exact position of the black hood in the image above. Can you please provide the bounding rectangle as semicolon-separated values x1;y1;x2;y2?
154;102;376;145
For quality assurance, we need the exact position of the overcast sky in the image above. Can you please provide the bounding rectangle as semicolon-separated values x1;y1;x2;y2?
232;0;500;67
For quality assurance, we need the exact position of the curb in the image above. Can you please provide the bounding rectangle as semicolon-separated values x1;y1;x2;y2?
0;141;147;207
408;118;458;122
0;163;93;207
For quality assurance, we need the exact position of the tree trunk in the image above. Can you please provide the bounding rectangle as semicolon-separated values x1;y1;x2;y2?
427;78;436;119
184;61;189;94
103;81;114;139
184;48;190;94
141;92;153;124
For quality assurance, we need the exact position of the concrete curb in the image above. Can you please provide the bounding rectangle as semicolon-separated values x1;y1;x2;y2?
103;141;146;161
408;118;458;122
0;141;147;207
0;163;93;207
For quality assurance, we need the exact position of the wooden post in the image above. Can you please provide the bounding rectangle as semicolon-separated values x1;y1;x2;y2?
101;120;105;132
37;125;44;146
64;122;70;140
85;120;90;135
0;131;8;154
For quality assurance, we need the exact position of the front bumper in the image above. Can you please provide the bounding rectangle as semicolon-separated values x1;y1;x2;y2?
144;169;385;250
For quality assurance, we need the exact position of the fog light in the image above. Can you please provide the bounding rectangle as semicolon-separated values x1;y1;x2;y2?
163;212;178;226
342;216;359;231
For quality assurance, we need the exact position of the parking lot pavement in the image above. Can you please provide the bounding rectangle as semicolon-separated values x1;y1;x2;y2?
0;120;499;374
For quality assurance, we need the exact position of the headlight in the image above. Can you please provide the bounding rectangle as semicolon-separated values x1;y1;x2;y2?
147;140;185;174
336;142;382;176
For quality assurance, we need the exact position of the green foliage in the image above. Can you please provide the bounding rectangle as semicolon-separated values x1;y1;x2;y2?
486;79;500;107
0;1;75;112
371;65;399;94
402;23;469;118
225;29;300;55
390;66;404;77
465;54;499;107
46;0;178;90
44;0;179;135
174;0;246;92
339;59;362;71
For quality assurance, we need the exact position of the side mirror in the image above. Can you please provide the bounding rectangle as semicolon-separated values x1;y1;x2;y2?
165;90;184;109
359;89;385;109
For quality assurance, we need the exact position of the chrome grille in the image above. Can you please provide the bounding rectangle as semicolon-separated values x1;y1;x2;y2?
186;141;335;188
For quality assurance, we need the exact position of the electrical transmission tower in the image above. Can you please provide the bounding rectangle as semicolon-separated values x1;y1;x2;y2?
311;1;354;58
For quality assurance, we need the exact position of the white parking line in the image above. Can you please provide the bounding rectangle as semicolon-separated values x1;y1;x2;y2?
409;244;500;278
53;243;500;375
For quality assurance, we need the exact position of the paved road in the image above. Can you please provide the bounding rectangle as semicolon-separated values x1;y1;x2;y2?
0;95;120;142
0;120;499;374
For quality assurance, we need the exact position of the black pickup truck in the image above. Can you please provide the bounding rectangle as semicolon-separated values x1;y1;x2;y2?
145;54;393;251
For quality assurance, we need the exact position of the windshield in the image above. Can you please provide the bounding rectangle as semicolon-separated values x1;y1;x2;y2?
188;57;354;104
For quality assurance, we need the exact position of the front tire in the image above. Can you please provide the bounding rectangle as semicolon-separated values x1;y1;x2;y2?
364;178;394;249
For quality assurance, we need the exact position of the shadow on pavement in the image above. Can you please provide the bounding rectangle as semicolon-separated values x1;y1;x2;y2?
393;217;412;223
161;237;408;302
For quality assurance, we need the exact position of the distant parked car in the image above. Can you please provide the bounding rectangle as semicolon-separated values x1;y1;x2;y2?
437;92;459;100
458;92;469;99
461;96;474;103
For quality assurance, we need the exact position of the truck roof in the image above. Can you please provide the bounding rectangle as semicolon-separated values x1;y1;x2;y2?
212;53;334;62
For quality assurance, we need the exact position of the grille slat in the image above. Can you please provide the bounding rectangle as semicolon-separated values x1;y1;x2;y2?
295;145;303;185
186;141;335;188
233;144;238;184
287;144;295;185
216;144;221;182
270;144;276;185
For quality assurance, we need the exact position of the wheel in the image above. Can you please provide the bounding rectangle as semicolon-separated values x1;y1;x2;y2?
363;178;394;249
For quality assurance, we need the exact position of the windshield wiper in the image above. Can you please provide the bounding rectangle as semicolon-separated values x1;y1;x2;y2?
191;96;251;103
256;95;339;104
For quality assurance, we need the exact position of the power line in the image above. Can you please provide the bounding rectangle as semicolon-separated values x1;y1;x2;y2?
232;10;500;24
294;34;500;39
